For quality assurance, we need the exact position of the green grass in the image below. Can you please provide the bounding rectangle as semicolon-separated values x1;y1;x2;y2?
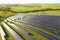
5;22;30;40
1;22;15;40
0;11;18;23
11;6;41;12
41;4;60;9
0;11;17;17
11;4;60;12
24;11;60;16
0;4;60;20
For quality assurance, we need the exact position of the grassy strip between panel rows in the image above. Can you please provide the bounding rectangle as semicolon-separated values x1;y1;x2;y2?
24;23;60;39
21;20;60;33
5;22;29;40
12;21;48;40
1;23;15;40
0;33;2;40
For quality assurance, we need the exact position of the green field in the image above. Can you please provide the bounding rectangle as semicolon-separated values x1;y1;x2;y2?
0;4;60;16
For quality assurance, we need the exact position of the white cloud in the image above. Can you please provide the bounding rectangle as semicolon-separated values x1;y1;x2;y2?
0;0;60;4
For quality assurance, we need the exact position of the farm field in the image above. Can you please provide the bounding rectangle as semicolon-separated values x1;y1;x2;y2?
0;4;60;40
